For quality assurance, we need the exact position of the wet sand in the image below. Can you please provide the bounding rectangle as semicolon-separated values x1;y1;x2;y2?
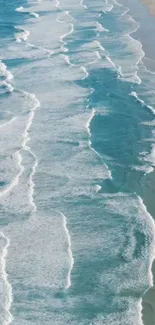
142;0;155;16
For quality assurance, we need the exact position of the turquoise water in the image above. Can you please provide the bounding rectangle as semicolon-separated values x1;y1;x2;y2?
0;0;155;324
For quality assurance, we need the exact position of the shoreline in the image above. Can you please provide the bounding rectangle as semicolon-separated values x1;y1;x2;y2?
118;0;155;71
142;0;155;16
118;1;155;324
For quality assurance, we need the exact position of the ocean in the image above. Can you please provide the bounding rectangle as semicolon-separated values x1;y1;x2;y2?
0;0;155;324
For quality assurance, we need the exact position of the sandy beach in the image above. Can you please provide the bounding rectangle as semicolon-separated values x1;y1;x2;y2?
142;0;155;15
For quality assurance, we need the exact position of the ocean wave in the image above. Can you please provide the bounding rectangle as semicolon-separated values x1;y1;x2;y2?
15;27;30;42
0;233;13;325
15;5;39;18
30;12;39;18
0;67;13;83
15;6;24;12
96;21;109;33
130;91;155;115
60;23;74;52
21;91;40;213
60;212;74;289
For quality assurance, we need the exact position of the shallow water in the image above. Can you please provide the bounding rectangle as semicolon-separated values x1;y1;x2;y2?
0;0;155;324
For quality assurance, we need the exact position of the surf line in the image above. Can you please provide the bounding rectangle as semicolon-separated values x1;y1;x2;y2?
85;109;113;180
21;91;40;213
130;91;155;115
15;27;30;42
60;23;74;53
0;233;13;325
0;61;14;93
59;212;74;289
55;0;61;9
80;0;87;9
15;6;39;18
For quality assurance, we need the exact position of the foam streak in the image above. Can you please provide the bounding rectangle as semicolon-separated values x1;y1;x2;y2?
60;212;74;289
22;91;40;213
0;233;13;325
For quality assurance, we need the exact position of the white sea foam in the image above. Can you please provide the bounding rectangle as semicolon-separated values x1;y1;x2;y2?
60;23;74;53
57;11;75;23
85;108;95;136
80;66;89;79
30;12;39;18
95;50;101;59
55;0;60;9
132;165;154;175
80;0;87;9
130;91;155;115
92;41;116;68
142;144;155;167
95;184;102;193
1;81;14;93
137;196;155;286
96;22;109;33
0;117;16;129
0;233;13;325
15;5;39;18
62;55;74;67
22;91;40;213
86;109;113;179
142;120;155;126
118;67;141;84
0;61;13;83
27;42;54;57
15;6;24;12
0;150;24;198
59;212;74;289
15;27;30;42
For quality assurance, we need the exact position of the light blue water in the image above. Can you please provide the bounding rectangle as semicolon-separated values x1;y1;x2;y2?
0;0;155;325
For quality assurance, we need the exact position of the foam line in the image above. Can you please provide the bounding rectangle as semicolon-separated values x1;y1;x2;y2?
15;27;30;42
0;61;13;83
59;212;74;289
55;0;60;9
64;10;75;21
27;42;54;57
0;117;16;129
1;81;14;93
62;55;74;67
96;22;109;32
93;41;116;68
15;6;24;12
81;66;89;79
95;51;101;59
15;6;39;18
0;150;24;198
137;196;155;286
86;110;113;180
85;108;96;136
57;11;75;23
60;23;74;52
0;232;13;325
22;91;40;213
95;184;102;193
30;12;39;18
130;91;155;115
80;0;87;9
